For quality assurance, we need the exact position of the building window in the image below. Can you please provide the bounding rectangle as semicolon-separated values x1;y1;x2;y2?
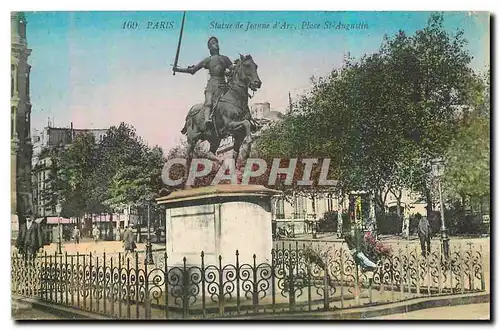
11;65;16;96
11;106;15;137
25;112;30;138
327;193;333;211
297;196;306;218
276;197;285;219
26;67;30;96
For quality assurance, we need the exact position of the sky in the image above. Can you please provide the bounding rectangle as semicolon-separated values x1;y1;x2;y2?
24;11;490;153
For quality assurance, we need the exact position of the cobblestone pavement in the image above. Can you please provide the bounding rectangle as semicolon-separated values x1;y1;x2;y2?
370;303;490;320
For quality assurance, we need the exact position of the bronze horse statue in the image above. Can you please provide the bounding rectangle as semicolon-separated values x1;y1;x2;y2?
181;54;262;167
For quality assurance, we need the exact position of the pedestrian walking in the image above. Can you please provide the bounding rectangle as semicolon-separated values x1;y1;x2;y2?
92;225;100;243
123;225;137;258
418;214;432;257
72;225;81;245
155;226;162;243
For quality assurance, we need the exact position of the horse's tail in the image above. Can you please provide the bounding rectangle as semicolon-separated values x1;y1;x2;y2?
181;120;188;134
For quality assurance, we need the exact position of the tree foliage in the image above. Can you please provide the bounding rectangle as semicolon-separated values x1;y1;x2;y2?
253;13;487;213
46;123;165;218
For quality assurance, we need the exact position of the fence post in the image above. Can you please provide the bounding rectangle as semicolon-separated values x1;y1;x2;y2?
64;252;68;305
398;246;404;300
288;243;295;311
437;244;441;294
144;252;150;319
306;244;312;312
103;253;107;316
201;251;207;318
426;248;431;296
468;243;474;291
480;245;485;292
119;253;123;318
90;252;93;312
126;256;131;319
354;264;360;306
252;254;259;312
235;250;240;315
406;245;411;296
183;256;189;318
70;253;74;306
459;244;465;295
135;252;139;319
83;254;88;310
96;255;100;313
323;253;330;311
44;251;48;301
390;251;395;302
110;255;114;317
76;252;80;308
60;253;64;304
448;244;454;293
415;247;420;296
271;249;276;314
164;252;169;319
339;246;345;308
52;252;57;304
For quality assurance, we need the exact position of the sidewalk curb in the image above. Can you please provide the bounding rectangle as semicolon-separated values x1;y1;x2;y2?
12;295;112;320
220;292;490;320
12;292;489;320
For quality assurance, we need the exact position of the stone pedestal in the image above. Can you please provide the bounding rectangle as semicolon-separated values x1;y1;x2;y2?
157;185;279;268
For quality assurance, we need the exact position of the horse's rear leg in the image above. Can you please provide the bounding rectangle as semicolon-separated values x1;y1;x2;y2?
206;138;222;163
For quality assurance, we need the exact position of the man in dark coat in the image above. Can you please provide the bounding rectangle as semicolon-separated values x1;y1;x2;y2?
418;214;432;257
16;213;43;262
123;225;136;257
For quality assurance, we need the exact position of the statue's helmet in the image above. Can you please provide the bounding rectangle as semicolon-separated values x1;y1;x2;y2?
207;36;219;49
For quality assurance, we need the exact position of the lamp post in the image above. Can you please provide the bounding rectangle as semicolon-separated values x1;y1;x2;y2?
144;203;154;265
431;158;450;259
311;195;318;239
55;204;63;254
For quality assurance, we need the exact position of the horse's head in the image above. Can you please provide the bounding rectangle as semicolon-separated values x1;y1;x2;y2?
232;54;262;92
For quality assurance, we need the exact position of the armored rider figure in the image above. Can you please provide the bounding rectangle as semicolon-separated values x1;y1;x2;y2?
174;36;233;130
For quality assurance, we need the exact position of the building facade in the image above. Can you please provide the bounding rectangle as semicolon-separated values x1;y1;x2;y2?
31;124;108;218
11;12;33;238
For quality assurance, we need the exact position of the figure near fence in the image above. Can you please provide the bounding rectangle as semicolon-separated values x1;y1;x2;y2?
123;225;137;258
417;214;432;257
15;212;43;263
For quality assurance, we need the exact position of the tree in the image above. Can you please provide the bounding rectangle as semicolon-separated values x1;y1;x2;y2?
47;132;99;222
253;13;483;233
444;114;490;201
94;123;165;213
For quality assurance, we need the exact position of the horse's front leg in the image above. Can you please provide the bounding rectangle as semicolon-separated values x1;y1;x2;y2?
225;120;252;143
184;140;197;189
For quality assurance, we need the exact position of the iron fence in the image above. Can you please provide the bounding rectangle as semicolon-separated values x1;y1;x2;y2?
11;241;485;319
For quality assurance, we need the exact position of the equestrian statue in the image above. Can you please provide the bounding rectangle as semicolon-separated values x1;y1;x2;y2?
173;35;262;167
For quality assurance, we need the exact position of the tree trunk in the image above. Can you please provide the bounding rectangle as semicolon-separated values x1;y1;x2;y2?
425;187;433;215
337;195;344;237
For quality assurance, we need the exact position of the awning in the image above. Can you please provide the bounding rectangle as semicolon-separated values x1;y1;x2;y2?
46;216;73;225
